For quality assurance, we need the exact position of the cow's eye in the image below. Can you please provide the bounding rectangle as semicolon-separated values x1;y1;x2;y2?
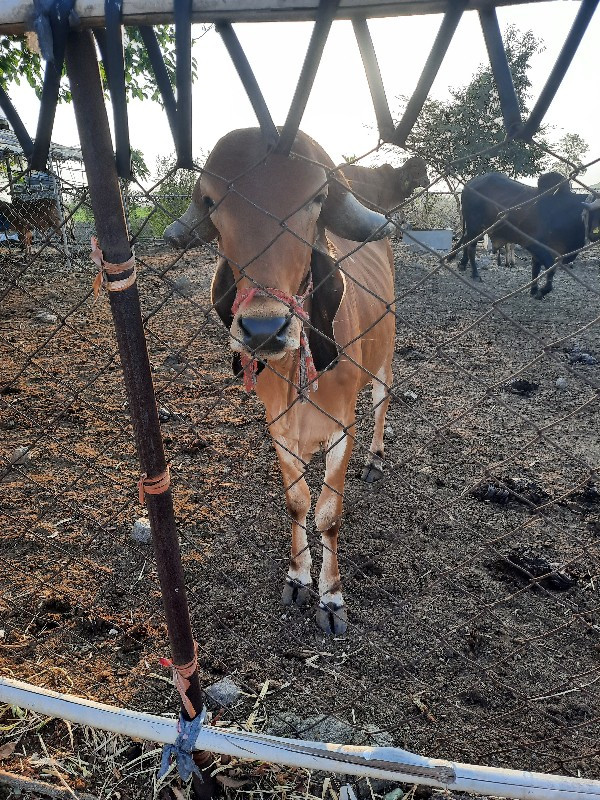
203;196;215;209
313;193;326;206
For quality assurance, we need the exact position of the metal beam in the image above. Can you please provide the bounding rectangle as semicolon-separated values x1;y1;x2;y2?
0;84;34;159
104;0;133;179
174;0;194;167
392;0;466;147
30;0;75;170
478;6;522;139
216;21;278;147
64;24;209;732
520;0;599;140
352;17;394;142
275;0;340;156
138;25;179;145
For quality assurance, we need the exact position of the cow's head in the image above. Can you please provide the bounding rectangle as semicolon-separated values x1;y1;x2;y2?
164;128;393;372
537;171;570;196
583;198;600;244
396;156;429;193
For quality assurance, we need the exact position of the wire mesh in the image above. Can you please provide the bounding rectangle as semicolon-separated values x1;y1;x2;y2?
1;127;600;799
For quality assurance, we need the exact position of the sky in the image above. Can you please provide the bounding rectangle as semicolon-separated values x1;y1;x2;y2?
5;1;600;186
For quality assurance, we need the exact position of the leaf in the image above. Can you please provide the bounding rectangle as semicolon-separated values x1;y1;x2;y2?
216;775;252;789
0;740;17;759
29;754;63;768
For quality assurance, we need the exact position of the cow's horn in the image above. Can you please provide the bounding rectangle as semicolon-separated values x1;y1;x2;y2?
163;202;218;249
321;176;394;242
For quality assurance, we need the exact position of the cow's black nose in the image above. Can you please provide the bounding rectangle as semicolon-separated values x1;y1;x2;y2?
238;316;290;352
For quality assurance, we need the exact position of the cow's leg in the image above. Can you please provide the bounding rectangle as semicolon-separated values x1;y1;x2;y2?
361;363;393;483
274;438;313;607
538;258;560;297
530;257;542;296
507;244;515;268
468;242;480;281
459;247;469;269
497;248;502;266
315;427;354;635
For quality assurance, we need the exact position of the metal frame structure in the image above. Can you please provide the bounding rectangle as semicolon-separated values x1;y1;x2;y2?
0;0;598;177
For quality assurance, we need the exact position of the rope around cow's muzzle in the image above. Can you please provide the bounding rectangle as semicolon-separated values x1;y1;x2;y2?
231;280;318;402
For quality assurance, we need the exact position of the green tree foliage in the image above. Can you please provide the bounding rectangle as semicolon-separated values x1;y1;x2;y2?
0;36;42;96
547;133;589;177
126;154;201;239
130;148;150;182
0;26;206;104
398;27;553;181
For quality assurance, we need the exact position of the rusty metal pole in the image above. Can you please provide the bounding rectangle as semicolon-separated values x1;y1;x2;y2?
64;28;214;794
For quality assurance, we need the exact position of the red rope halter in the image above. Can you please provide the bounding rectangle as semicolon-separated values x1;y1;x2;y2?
231;279;318;401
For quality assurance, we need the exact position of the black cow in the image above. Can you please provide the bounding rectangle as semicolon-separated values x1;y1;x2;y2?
452;172;600;296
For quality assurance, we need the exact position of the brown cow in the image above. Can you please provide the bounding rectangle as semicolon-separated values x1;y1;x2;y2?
339;156;429;213
164;128;396;634
0;198;62;253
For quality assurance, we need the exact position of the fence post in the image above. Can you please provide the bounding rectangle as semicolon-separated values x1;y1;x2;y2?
64;28;214;796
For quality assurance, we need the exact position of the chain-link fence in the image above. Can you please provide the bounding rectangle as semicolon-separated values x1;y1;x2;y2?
2;104;600;800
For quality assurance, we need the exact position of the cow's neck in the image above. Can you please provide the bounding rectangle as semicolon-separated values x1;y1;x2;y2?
256;351;302;416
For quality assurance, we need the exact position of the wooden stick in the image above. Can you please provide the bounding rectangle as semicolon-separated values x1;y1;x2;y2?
0;769;97;800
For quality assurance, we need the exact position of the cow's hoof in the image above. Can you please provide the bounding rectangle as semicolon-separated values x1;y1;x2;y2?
282;578;311;607
361;453;384;484
360;462;384;483
316;602;348;636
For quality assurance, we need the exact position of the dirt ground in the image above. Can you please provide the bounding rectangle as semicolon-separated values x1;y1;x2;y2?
1;236;599;798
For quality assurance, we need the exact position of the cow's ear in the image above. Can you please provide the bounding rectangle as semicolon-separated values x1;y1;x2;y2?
211;257;236;329
308;247;345;372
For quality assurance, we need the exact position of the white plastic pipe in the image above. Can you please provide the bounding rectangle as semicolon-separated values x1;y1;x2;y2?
1;677;599;800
